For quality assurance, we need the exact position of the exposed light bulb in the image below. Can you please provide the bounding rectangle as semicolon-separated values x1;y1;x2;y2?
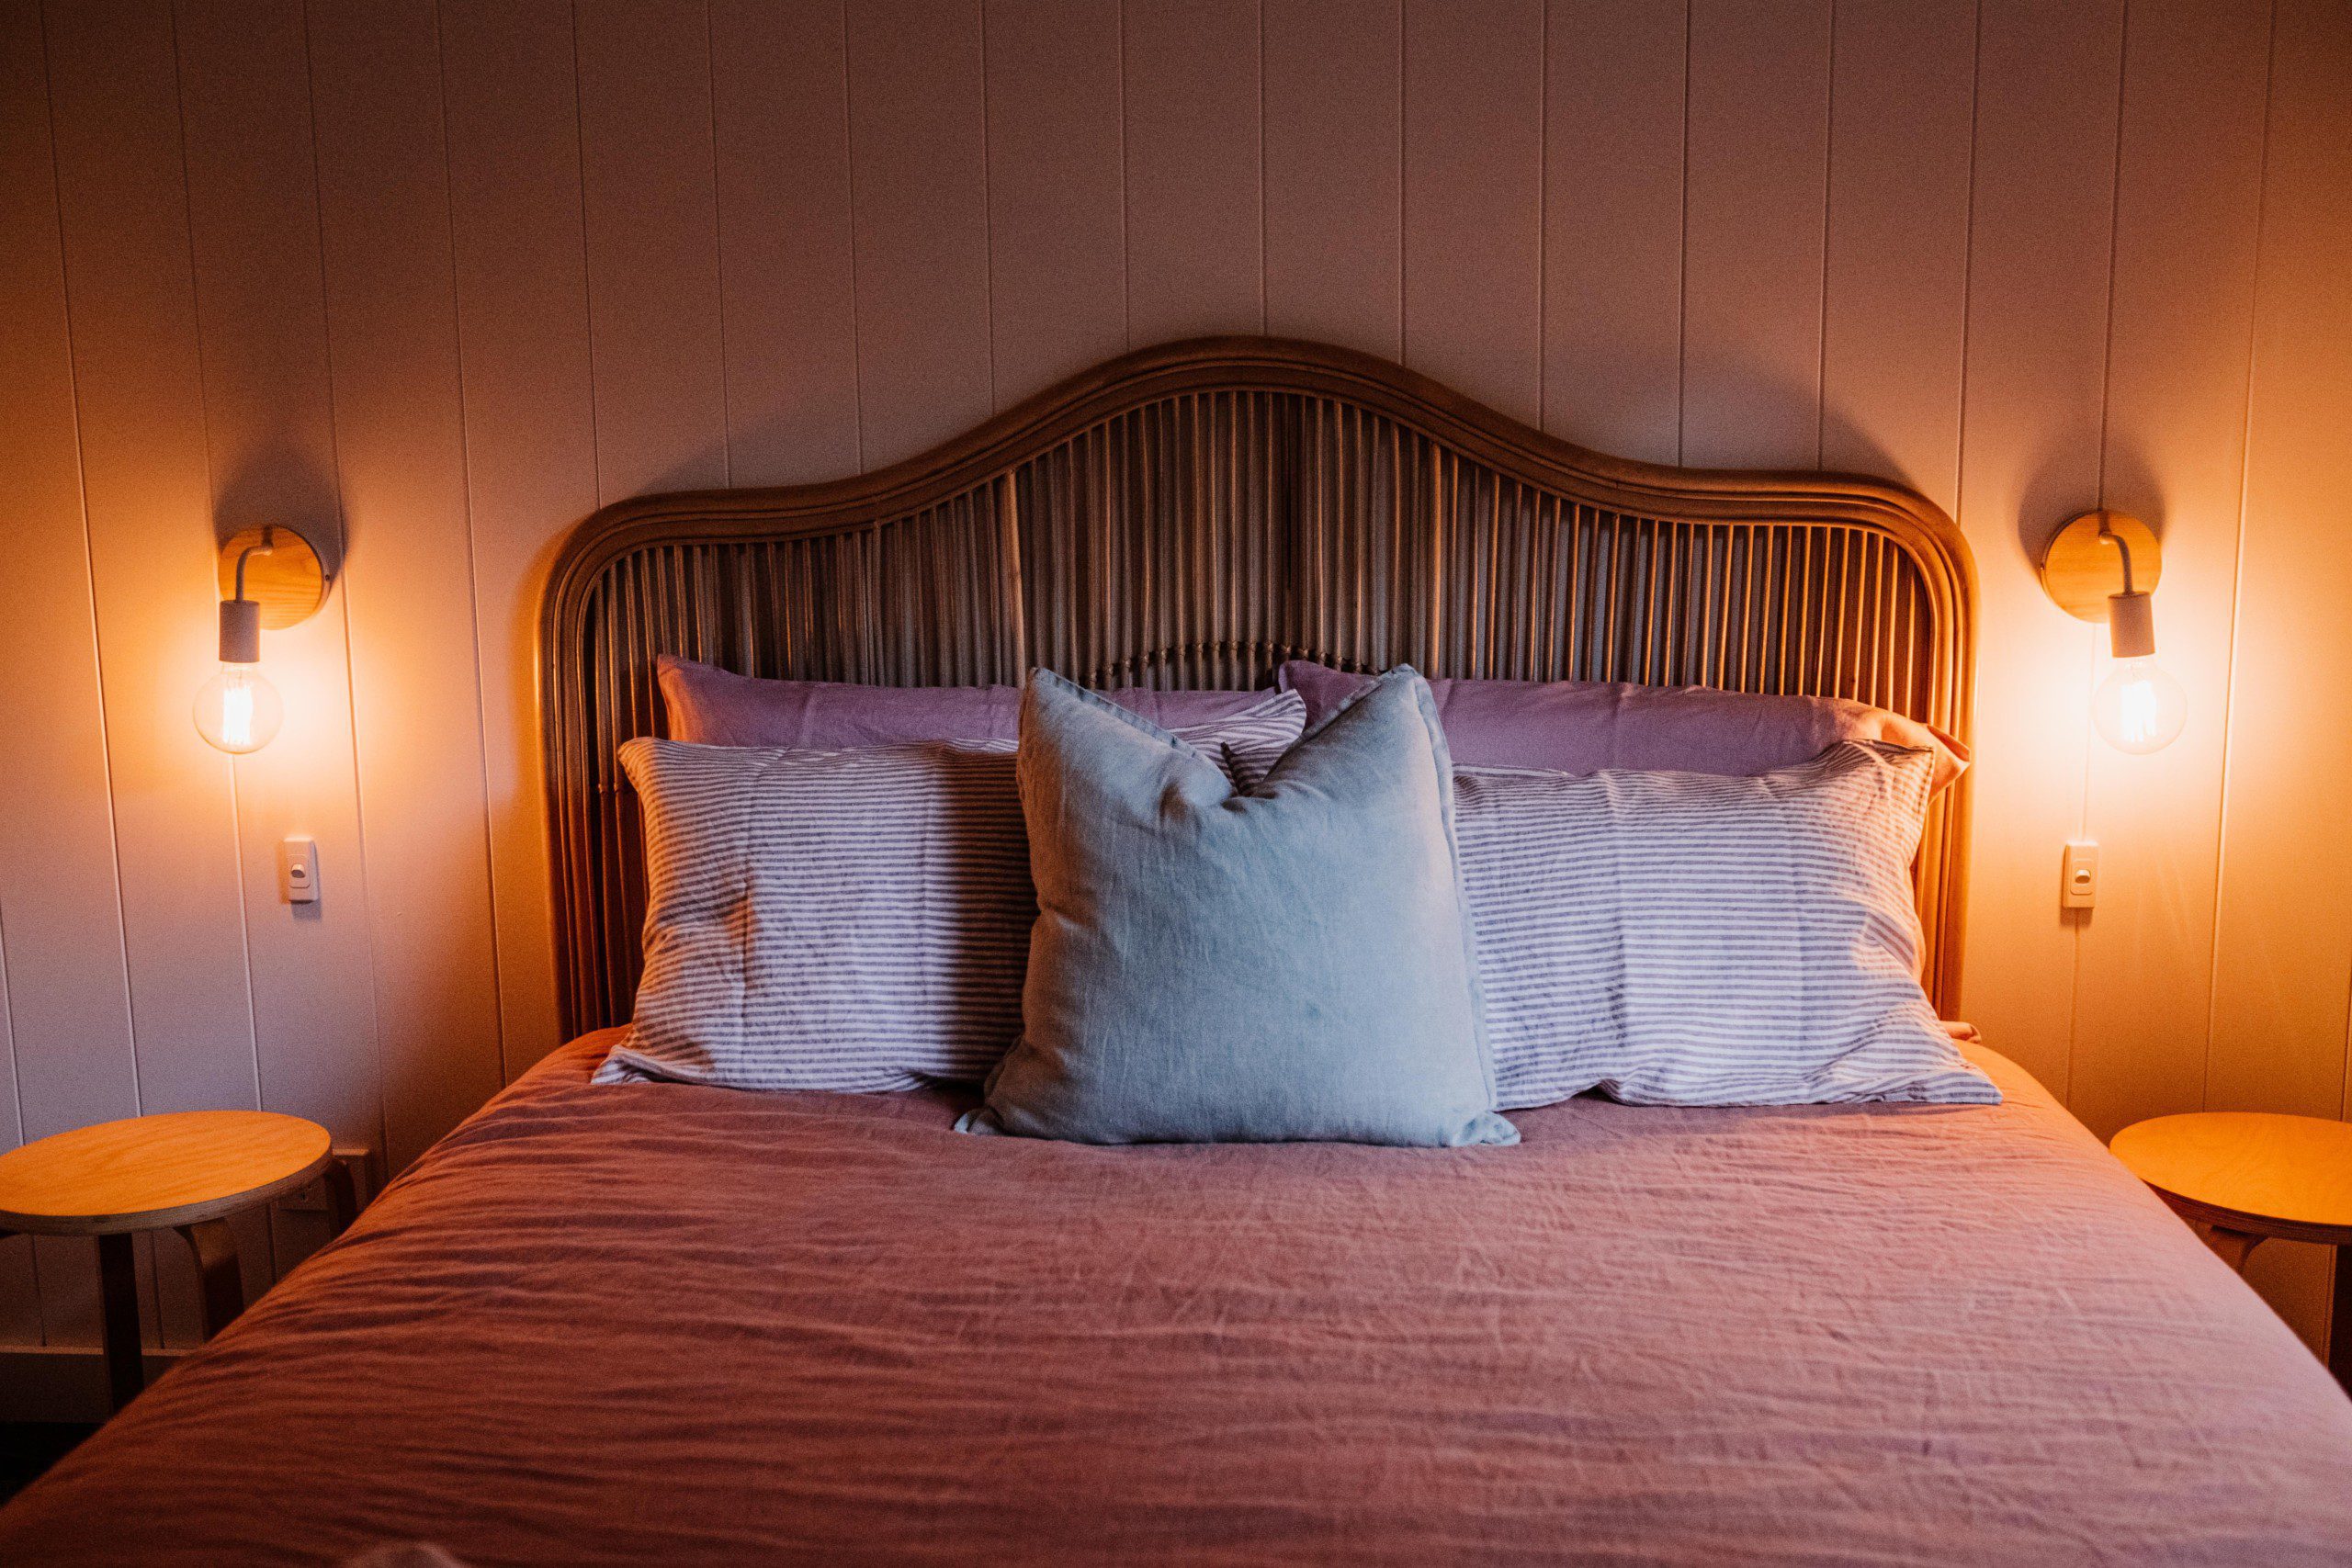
194;662;284;754
2091;654;2186;755
2086;572;2185;755
196;567;282;754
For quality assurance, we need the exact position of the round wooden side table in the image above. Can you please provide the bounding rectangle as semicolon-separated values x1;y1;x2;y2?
0;1111;353;1411
2110;1111;2352;1393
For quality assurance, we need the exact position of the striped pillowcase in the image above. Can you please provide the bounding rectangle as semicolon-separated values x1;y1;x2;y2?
595;692;1306;1091
1456;741;1997;1109
1168;693;1309;791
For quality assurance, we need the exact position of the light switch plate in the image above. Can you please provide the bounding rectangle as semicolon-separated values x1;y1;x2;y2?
279;835;319;905
2062;839;2098;910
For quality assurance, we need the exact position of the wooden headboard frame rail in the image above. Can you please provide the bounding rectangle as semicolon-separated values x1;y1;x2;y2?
543;337;1976;1038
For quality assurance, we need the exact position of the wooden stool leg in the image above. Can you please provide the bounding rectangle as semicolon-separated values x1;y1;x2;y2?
2196;1224;2265;1273
95;1232;143;1413
322;1156;358;1237
2331;1244;2351;1396
174;1218;244;1339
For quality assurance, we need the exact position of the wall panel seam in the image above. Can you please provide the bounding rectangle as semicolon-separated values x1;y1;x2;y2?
978;0;997;412
296;0;390;1151
0;929;38;1338
1394;0;1404;362
2090;3;2130;507
1254;0;1265;334
0;908;22;1156
1672;0;1690;465
1813;0;1836;468
165;0;264;1119
1116;0;1129;350
1534;0;1546;429
425;0;514;1092
1949;0;1981;516
2064;0;2133;1093
565;1;606;505
0;908;28;1337
0;885;41;1341
704;0;730;488
328;563;396;1157
33;0;141;1137
2201;0;2278;1115
839;0;865;473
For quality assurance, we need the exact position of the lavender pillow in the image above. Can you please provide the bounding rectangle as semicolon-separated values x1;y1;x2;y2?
1278;660;1967;794
659;656;1286;748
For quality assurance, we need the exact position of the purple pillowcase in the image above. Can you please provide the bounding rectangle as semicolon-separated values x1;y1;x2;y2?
1277;660;1967;794
658;655;1283;748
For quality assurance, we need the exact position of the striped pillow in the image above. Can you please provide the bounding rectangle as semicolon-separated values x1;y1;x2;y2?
1458;741;1997;1109
595;693;1306;1091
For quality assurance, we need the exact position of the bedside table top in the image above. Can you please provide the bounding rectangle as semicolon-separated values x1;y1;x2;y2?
2110;1111;2352;1246
0;1111;333;1236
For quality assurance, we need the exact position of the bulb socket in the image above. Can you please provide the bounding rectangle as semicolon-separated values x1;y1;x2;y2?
219;597;261;664
2107;590;2156;660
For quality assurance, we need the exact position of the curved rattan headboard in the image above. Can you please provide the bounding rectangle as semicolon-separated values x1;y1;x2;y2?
543;336;1975;1038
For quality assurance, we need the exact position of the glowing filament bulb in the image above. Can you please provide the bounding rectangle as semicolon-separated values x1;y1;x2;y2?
220;671;254;746
2091;654;2186;755
194;662;283;755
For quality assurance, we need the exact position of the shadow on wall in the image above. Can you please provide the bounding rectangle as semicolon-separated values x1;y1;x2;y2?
2094;435;2166;552
214;444;345;579
2013;433;2160;570
1820;388;2169;577
1815;404;1909;494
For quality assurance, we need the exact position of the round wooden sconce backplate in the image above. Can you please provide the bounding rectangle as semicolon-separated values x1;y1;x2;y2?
216;525;333;631
2039;510;2163;624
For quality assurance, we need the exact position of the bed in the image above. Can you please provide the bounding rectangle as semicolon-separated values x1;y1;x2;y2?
3;340;2346;1564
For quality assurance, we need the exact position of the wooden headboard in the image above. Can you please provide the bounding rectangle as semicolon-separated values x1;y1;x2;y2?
543;337;1975;1038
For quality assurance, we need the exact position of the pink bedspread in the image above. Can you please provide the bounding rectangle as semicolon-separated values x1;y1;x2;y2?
3;1036;2347;1565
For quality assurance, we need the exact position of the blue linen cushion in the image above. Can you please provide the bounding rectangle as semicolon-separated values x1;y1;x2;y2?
959;668;1518;1146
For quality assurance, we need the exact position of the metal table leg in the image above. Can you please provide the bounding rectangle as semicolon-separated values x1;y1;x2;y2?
95;1232;143;1413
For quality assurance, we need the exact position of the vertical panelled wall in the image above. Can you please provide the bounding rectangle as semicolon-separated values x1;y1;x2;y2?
0;0;2346;1364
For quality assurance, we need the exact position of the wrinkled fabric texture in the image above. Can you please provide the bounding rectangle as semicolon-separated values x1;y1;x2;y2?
604;739;1034;1091
1457;743;1998;1109
657;655;1291;748
603;695;1306;1093
340;1547;474;1568
1280;660;1970;794
3;1039;2347;1566
965;669;1514;1146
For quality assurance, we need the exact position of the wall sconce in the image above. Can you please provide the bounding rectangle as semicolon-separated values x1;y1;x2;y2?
2038;510;2187;755
195;525;331;755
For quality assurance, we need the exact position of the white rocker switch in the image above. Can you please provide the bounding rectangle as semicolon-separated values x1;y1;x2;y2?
280;835;320;905
2061;840;2098;910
